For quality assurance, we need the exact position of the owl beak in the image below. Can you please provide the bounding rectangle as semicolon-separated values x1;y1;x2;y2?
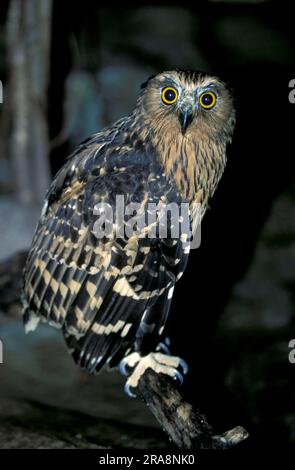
178;107;194;135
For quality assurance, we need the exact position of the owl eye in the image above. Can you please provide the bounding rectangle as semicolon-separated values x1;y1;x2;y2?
199;91;217;109
161;87;178;105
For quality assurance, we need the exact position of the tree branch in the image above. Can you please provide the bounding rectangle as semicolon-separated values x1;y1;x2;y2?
137;369;248;449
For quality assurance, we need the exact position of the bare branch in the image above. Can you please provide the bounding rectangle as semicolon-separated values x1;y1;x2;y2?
137;368;248;449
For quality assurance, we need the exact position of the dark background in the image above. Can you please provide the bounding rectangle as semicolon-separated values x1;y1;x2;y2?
0;0;294;450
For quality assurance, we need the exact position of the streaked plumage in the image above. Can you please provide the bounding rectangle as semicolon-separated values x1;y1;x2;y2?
22;70;235;375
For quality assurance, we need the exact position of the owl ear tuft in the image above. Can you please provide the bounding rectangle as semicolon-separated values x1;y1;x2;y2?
140;74;156;90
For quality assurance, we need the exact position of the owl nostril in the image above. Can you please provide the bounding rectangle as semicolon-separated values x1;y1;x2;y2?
178;108;194;135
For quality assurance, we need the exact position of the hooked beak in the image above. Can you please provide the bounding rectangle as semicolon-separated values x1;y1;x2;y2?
178;107;194;135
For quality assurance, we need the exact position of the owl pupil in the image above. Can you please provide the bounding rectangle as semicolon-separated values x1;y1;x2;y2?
202;94;213;105
165;90;176;102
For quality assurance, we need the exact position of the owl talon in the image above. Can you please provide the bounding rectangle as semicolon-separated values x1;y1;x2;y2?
179;358;189;375
172;368;184;385
119;360;129;377
119;352;141;378
164;337;171;347
121;351;188;398
124;382;137;398
156;341;171;355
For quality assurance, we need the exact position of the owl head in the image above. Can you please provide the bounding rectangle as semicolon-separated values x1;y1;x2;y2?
138;70;235;142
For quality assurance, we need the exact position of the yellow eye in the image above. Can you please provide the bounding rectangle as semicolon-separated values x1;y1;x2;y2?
161;87;178;105
199;91;217;109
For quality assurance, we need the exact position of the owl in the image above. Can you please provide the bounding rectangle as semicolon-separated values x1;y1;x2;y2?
22;70;235;396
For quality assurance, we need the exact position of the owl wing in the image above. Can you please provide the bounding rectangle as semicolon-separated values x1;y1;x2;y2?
22;134;190;373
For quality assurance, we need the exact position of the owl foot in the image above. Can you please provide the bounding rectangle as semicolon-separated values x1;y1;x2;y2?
119;351;188;398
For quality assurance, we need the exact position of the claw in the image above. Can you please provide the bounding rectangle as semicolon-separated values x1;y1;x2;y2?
119;359;129;377
179;358;189;375
164;337;171;347
173;368;184;385
157;341;170;355
124;382;137;398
